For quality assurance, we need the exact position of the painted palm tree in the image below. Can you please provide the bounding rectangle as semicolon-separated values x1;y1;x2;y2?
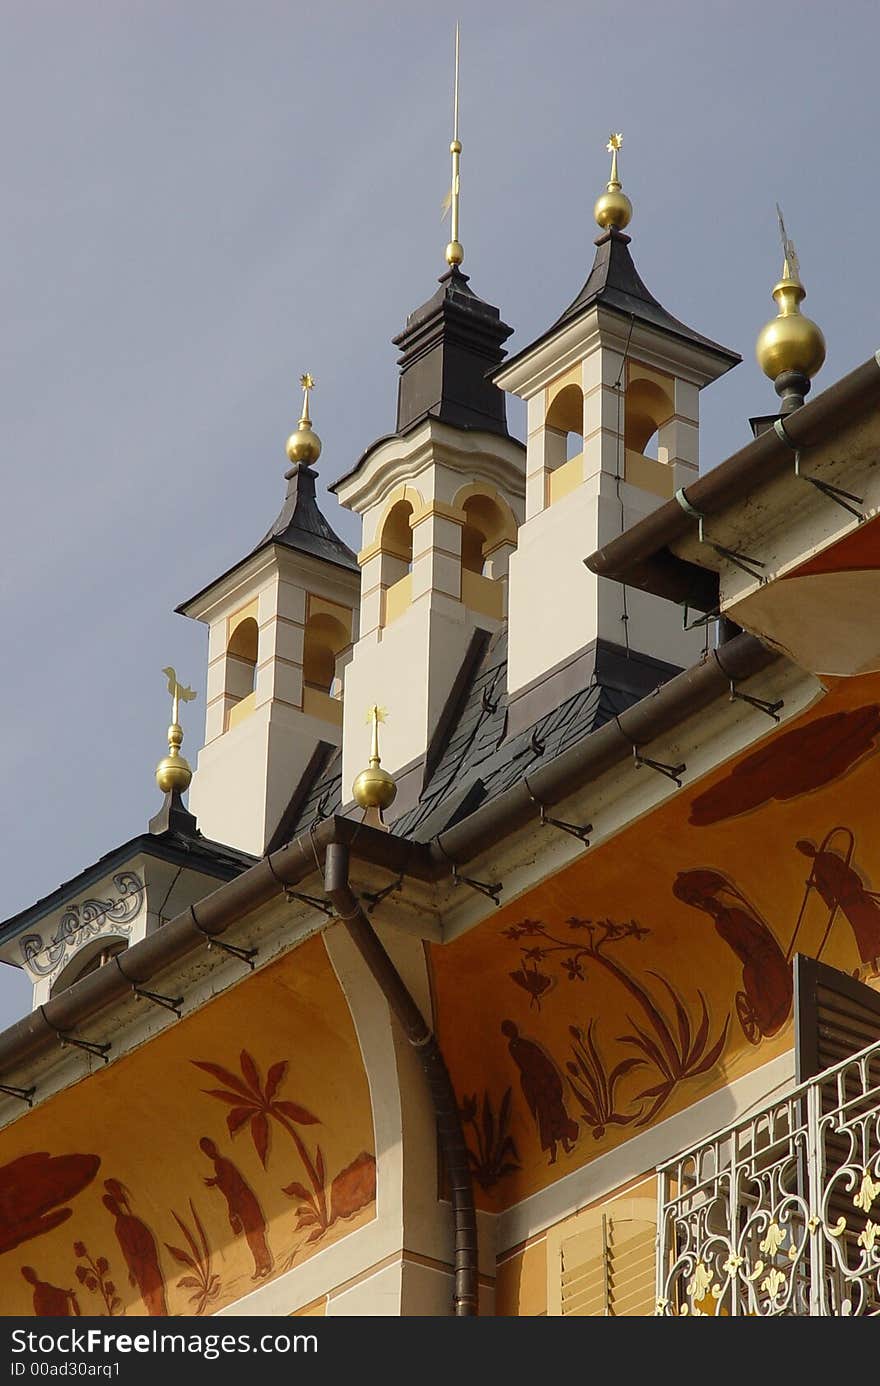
192;1051;328;1234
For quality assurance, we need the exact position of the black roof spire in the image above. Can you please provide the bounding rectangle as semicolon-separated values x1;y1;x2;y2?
502;226;740;374
392;266;514;437
257;461;357;572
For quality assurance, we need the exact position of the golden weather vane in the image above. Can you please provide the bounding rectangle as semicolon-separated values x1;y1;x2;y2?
157;668;197;796
442;22;464;268
162;666;197;728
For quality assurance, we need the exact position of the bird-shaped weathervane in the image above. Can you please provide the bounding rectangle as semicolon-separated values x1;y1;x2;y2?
162;666;197;726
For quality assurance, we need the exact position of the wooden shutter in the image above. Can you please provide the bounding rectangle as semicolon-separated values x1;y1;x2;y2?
548;1193;656;1317
794;953;880;1083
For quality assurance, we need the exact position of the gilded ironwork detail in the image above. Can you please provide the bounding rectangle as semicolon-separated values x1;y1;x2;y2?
657;1038;880;1314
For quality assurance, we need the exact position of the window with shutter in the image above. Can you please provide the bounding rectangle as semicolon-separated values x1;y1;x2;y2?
548;1191;657;1316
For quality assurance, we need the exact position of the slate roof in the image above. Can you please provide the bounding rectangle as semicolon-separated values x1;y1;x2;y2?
501;226;740;376
284;625;652;845
255;461;357;571
0;829;256;943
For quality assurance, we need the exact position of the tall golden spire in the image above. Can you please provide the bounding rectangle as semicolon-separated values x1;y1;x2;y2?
352;704;397;813
756;207;826;413
156;667;196;795
594;132;632;231
286;372;322;466
443;23;464;268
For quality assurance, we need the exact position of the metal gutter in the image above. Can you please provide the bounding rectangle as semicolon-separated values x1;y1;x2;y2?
584;352;880;609
0;633;776;1081
324;843;478;1316
429;632;777;866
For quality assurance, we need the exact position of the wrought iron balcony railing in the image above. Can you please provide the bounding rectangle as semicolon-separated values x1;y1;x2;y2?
657;1033;880;1315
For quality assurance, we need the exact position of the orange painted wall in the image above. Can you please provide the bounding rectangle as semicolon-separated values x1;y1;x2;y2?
0;935;375;1317
433;672;880;1213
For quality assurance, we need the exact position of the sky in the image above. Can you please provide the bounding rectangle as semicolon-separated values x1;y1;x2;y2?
2;0;878;1026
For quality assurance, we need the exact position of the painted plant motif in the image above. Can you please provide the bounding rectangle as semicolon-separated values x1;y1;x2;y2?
102;1179;167;1317
164;1201;220;1315
199;1137;273;1280
459;1089;521;1190
504;918;729;1131
502;1021;578;1165
565;1021;644;1138
0;1153;100;1254
73;1240;122;1315
193;1051;329;1243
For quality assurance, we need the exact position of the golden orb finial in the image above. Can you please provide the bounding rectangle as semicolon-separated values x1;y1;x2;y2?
756;208;826;413
286;372;322;466
594;132;632;232
156;667;196;795
352;704;397;813
443;23;464;268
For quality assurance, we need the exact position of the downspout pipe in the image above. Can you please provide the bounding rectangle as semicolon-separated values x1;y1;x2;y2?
323;841;478;1318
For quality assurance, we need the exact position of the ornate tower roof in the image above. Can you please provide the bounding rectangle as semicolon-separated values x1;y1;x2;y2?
392;266;514;438
256;460;357;571
501;136;740;377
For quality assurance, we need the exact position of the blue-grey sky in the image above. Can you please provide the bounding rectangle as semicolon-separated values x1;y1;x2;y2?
2;0;878;1025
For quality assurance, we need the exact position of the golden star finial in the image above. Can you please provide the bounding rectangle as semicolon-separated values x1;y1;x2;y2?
595;130;632;230
352;704;397;814
299;373;315;425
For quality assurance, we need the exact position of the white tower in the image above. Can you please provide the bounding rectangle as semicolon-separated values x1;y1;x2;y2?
495;138;740;720
180;379;360;854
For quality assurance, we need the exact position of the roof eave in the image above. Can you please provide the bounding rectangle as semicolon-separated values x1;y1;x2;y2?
585;352;880;609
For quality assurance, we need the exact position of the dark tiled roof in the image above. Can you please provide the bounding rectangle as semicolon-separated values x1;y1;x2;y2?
284;625;649;845
501;227;740;376
256;462;357;572
0;830;256;942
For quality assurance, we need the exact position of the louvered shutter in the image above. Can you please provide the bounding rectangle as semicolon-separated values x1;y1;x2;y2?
549;1193;656;1316
794;952;880;1083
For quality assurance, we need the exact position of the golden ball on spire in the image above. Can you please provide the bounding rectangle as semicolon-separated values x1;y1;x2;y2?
756;275;826;382
286;372;322;466
445;240;464;266
594;188;632;231
285;424;322;466
353;703;397;811
352;762;398;812
156;723;193;794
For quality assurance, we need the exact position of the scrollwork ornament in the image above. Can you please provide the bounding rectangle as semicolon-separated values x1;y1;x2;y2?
19;872;144;977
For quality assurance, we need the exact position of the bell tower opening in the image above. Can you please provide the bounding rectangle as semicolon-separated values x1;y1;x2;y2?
624;366;677;492
380;497;415;628
224;609;259;730
455;488;518;622
545;380;585;505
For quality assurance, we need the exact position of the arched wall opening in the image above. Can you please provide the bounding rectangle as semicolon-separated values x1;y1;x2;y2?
624;376;674;459
51;937;129;997
303;611;350;695
546;382;584;464
224;611;259;730
380;498;415;628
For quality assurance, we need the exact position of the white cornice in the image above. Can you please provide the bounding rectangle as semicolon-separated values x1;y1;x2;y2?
334;419;526;517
